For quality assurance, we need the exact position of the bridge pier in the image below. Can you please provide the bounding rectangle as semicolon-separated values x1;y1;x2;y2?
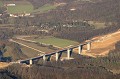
46;55;52;61
87;42;91;51
18;61;21;64
43;54;46;61
43;54;46;65
19;41;93;65
29;59;33;65
56;52;59;61
78;45;82;54
67;49;71;59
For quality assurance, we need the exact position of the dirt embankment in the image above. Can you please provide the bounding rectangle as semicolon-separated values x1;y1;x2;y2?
79;30;120;57
0;62;10;69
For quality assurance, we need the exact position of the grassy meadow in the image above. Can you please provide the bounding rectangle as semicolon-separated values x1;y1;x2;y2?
33;4;57;14
25;36;79;48
1;1;57;14
0;1;3;7
2;1;34;14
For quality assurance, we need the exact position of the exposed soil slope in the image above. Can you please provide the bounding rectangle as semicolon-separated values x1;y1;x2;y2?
80;30;120;57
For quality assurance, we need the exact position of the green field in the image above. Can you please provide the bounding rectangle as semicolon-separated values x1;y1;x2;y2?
88;21;107;29
3;1;34;14
25;36;79;48
0;1;3;7
1;1;58;14
33;4;57;14
7;5;33;14
21;46;41;58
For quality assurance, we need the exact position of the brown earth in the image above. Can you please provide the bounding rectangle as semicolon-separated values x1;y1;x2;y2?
0;62;10;69
74;30;120;57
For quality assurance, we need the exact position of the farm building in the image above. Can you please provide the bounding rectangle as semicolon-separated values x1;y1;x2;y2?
4;4;16;7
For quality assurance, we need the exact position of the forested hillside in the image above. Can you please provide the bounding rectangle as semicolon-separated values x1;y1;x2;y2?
28;0;120;22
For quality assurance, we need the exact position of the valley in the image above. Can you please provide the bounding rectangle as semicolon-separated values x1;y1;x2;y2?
0;0;120;79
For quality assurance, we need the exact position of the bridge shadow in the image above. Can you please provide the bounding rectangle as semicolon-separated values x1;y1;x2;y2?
34;51;87;65
1;57;12;62
22;45;89;65
58;52;63;59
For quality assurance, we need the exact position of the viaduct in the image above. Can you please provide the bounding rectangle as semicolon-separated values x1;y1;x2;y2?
18;42;92;65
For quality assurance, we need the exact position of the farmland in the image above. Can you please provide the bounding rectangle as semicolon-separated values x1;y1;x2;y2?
3;45;32;58
24;36;79;48
33;4;58;14
3;1;33;14
7;35;79;59
7;4;33;14
1;1;59;14
88;21;106;29
0;35;79;61
0;1;3;7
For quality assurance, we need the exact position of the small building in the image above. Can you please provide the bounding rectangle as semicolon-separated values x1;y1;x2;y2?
70;8;76;11
9;14;18;17
24;13;30;16
5;4;16;7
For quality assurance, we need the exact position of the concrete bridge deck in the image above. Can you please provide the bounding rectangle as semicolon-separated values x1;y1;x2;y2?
16;41;92;65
